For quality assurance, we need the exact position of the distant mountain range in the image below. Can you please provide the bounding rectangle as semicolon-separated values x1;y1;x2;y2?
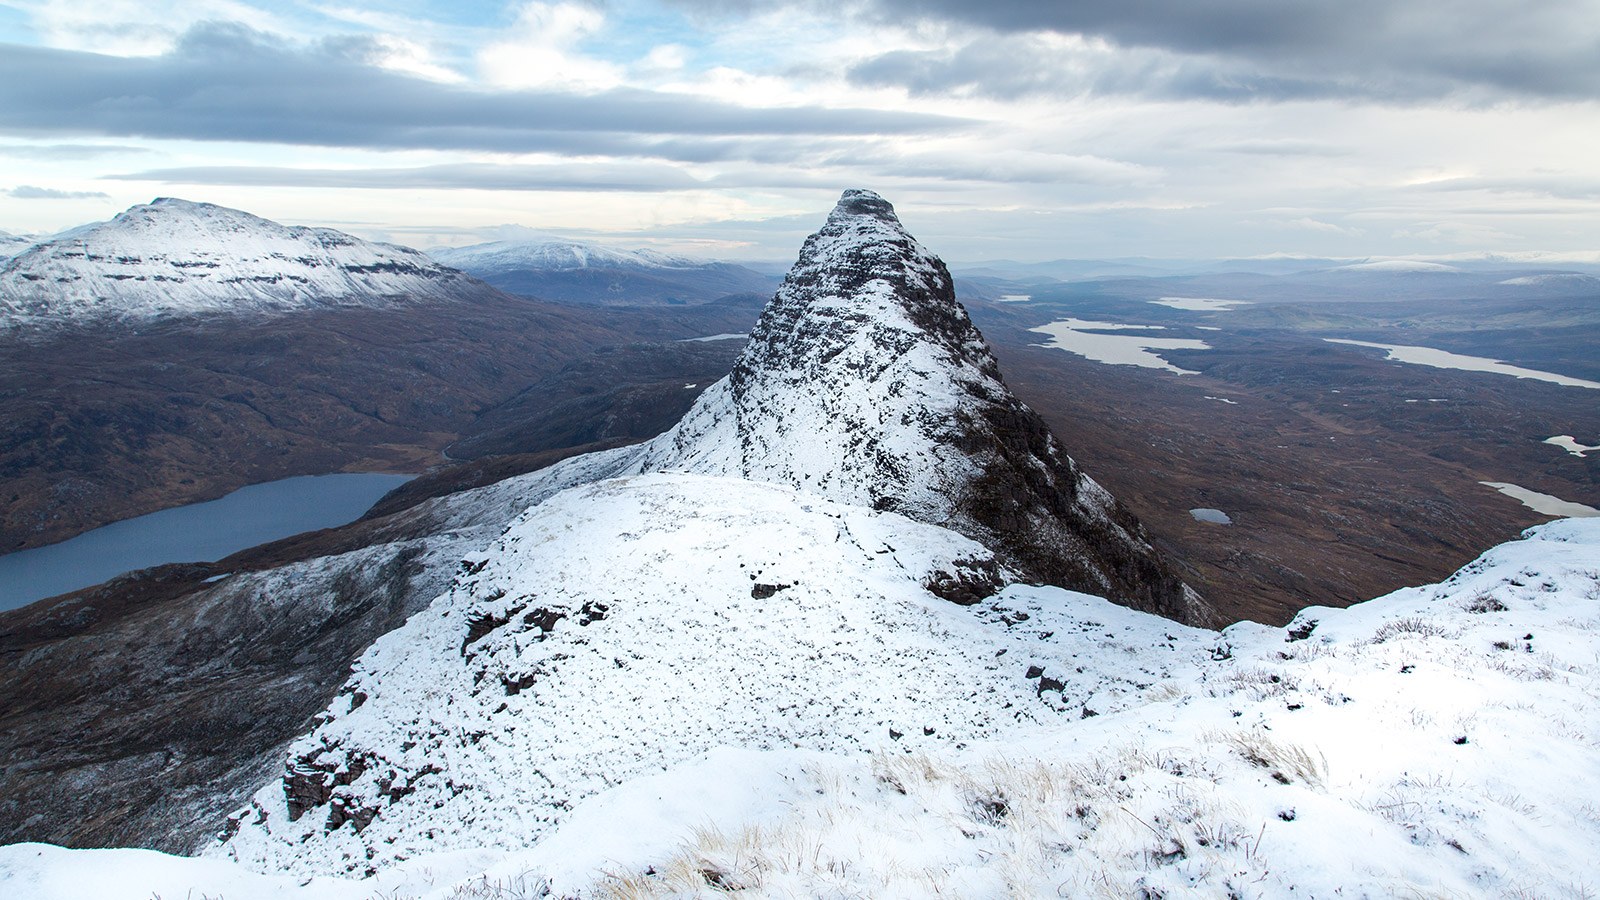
954;252;1600;283
429;238;777;305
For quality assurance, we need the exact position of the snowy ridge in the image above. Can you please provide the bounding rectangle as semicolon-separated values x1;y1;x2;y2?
211;472;1218;876
199;190;1212;874
0;199;488;328
1498;272;1600;286
430;239;704;272
628;189;1202;622
1332;259;1463;273
6;518;1597;897
0;230;35;261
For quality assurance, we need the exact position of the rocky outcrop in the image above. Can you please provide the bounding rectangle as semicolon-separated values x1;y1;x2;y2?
634;190;1209;623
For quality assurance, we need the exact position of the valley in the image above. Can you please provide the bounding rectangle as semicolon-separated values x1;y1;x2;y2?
2;0;1595;891
0;292;761;556
965;279;1598;624
4;231;1595;629
0;194;1595;892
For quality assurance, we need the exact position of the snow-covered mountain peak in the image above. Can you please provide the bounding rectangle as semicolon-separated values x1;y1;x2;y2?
828;186;900;223
0;199;490;329
633;189;1207;623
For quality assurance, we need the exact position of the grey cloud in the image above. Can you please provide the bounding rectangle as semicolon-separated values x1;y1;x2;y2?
7;185;111;199
1415;176;1600;201
1209;140;1352;158
846;38;1411;104
105;162;706;193
0;143;152;160
702;0;1600;101
0;23;970;155
107;160;1032;195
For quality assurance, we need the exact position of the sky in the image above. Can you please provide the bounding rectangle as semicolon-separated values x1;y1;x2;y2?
0;0;1597;262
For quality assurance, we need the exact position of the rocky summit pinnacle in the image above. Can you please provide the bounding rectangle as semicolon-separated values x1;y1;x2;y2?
634;189;1210;624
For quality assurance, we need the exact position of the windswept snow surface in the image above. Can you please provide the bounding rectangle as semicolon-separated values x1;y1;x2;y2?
0;199;484;328
213;472;1217;876
6;518;1598;898
0;230;35;260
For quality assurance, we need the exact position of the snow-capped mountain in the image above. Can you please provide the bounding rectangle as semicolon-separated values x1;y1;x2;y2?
0;199;489;328
628;190;1204;623
430;237;775;305
199;190;1205;873
4;189;1599;898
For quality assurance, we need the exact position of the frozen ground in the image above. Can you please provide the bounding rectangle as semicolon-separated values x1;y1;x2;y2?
4;515;1597;899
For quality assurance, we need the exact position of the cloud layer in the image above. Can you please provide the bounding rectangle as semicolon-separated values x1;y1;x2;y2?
0;23;968;155
0;0;1593;259
705;0;1600;102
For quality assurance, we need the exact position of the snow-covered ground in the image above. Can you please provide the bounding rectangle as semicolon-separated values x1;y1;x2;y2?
211;472;1218;876
4;515;1597;899
1333;260;1463;273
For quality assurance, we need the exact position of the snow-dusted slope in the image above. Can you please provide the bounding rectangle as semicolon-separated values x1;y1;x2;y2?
212;472;1218;876
0;230;35;260
8;518;1598;897
186;195;1197;877
0;199;488;328
628;190;1204;622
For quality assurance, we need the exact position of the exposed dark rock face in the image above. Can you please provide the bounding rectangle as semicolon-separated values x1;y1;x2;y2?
637;190;1210;624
